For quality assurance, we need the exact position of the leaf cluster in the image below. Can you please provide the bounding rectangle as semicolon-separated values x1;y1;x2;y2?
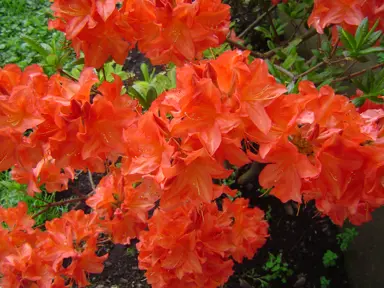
322;250;338;268
128;63;176;109
336;228;358;252
0;0;57;68
0;172;68;226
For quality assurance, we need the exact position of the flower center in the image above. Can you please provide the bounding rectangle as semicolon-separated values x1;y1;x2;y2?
288;135;314;155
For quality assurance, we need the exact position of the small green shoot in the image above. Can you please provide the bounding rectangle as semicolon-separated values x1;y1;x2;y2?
322;250;338;268
320;276;331;288
337;227;358;251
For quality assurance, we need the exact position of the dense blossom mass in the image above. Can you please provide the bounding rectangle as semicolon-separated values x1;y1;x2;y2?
1;48;384;286
1;0;384;287
48;0;231;67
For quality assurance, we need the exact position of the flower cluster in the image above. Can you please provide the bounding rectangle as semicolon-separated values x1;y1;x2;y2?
49;0;230;67
0;64;140;196
137;199;268;288
308;0;384;38
0;203;106;287
150;49;384;226
2;47;384;286
86;169;161;245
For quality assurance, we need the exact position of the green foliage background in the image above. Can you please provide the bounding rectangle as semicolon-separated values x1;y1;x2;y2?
0;0;55;68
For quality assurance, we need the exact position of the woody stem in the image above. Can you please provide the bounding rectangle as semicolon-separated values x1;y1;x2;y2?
331;62;384;83
32;196;88;219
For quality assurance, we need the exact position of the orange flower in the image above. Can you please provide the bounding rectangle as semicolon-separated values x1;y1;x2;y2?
0;243;55;288
49;0;98;40
42;210;106;287
87;169;160;244
223;198;269;262
161;148;232;208
137;200;268;288
308;0;365;34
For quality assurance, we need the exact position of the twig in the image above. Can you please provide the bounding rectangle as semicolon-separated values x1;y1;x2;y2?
102;67;107;81
263;29;318;58
343;61;357;75
32;196;88;219
273;64;295;79
59;69;102;95
294;39;341;81
88;170;96;190
59;69;78;81
294;61;325;81
305;55;316;66
265;6;280;44
225;38;265;58
238;6;275;39
332;62;384;83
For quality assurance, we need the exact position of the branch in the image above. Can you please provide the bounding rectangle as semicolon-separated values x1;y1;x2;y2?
263;29;318;58
294;61;326;81
294;39;341;81
238;6;275;39
59;69;102;95
265;6;280;44
332;62;384;83
88;170;96;190
225;38;265;58
273;64;295;79
32;196;88;219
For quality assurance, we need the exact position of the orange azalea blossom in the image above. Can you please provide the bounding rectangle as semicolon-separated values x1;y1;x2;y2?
49;0;231;67
0;204;108;287
0;65;141;191
41;211;107;287
2;41;384;287
86;169;161;244
308;0;384;42
137;199;268;288
137;0;231;65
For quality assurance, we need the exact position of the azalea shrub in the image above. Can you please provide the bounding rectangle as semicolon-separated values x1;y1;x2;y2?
0;0;384;287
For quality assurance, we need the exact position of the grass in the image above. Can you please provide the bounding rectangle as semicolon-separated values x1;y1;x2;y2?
0;0;59;69
0;171;68;226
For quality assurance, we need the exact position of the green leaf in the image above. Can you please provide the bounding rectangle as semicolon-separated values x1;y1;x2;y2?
282;53;297;69
71;58;85;66
367;96;384;104
22;36;49;57
267;40;276;50
46;54;58;66
146;86;158;106
355;18;369;48
151;74;171;95
168;68;177;89
359;46;384;55
132;81;150;99
338;27;356;50
361;19;381;48
128;86;147;108
351;97;366;107
140;63;150;82
321;40;331;55
363;30;382;48
255;26;272;39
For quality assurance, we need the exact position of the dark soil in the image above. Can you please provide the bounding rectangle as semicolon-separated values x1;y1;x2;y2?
226;197;349;288
90;242;149;288
123;48;164;80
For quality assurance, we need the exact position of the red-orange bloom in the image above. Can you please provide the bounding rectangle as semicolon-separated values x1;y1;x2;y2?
137;200;268;288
